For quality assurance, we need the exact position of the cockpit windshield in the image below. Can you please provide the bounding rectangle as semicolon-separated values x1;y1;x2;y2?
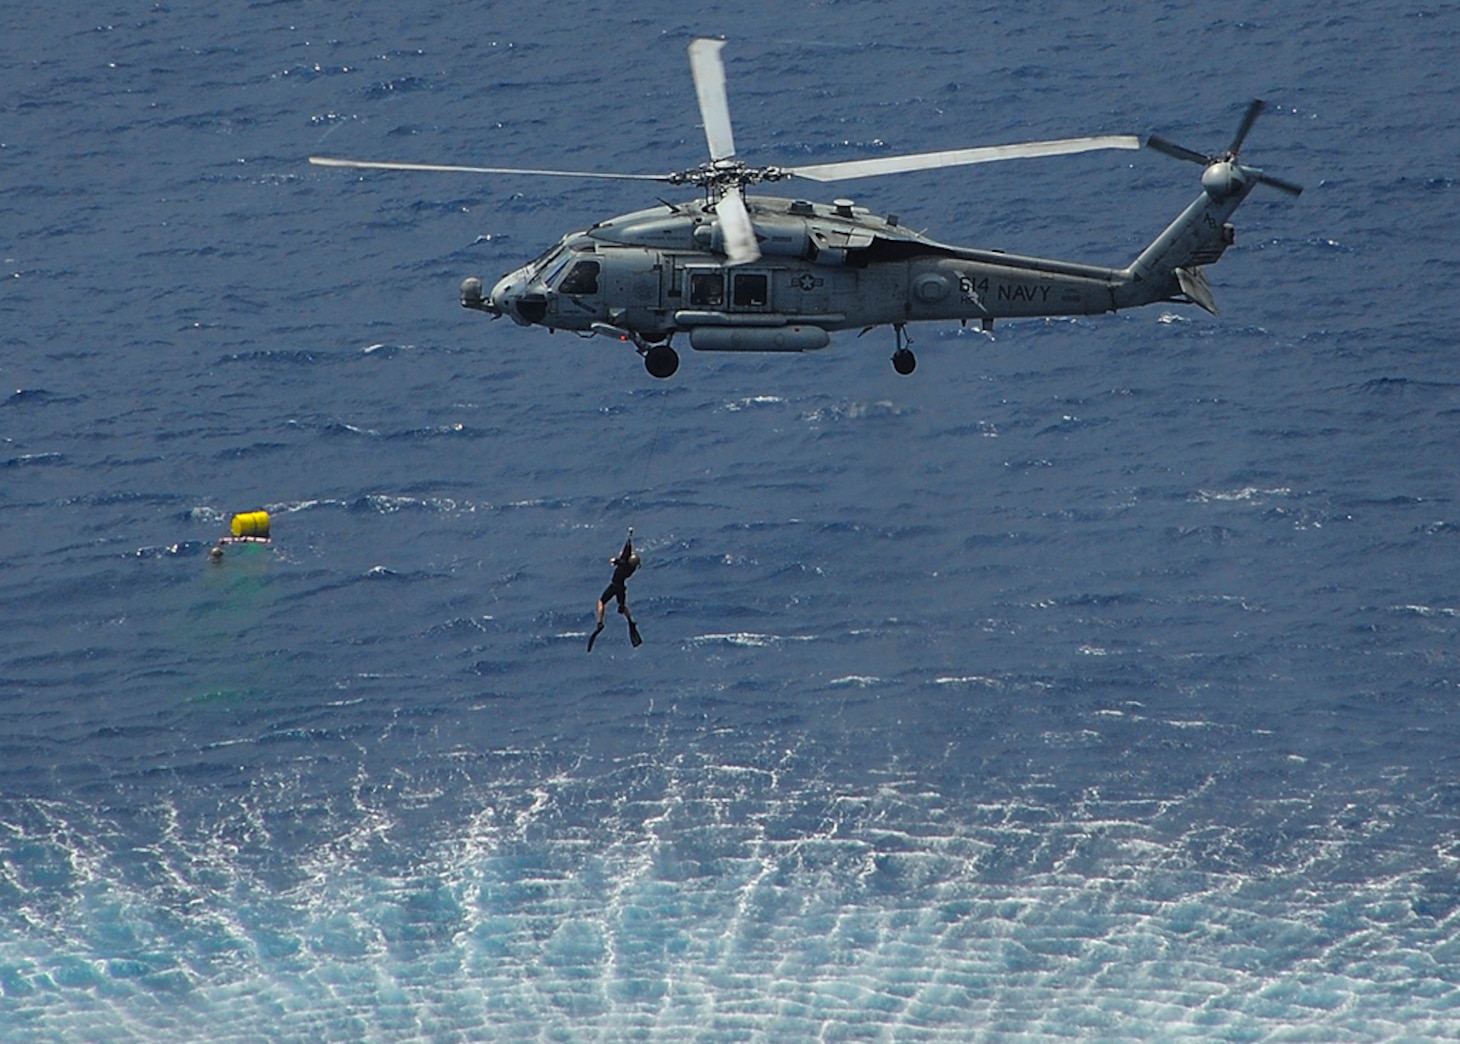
524;242;564;277
535;249;570;285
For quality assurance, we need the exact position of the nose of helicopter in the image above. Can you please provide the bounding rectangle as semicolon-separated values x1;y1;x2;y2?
486;268;549;326
459;276;499;316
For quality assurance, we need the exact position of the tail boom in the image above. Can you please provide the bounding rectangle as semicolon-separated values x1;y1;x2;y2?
1116;176;1255;315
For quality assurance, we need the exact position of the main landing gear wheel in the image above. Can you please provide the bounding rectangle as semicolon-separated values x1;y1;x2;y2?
644;343;679;379
891;324;916;375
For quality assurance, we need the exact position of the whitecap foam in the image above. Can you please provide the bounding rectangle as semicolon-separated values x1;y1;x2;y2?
3;754;1458;1041
690;632;815;647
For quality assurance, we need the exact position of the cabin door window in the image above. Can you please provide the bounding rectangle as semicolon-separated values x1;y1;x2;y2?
687;270;725;307
731;272;770;310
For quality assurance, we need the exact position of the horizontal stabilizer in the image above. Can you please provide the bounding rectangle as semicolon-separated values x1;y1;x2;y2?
1176;266;1218;315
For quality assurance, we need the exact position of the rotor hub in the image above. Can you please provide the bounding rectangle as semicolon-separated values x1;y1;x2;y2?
666;159;792;197
1201;158;1246;200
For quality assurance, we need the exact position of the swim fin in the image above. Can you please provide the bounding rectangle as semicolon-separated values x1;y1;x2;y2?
587;623;604;652
628;620;643;647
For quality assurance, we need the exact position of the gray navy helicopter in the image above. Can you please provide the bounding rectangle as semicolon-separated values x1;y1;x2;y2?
311;39;1301;378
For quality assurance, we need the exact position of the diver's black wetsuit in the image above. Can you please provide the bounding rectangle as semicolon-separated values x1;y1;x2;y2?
599;536;638;611
589;533;641;651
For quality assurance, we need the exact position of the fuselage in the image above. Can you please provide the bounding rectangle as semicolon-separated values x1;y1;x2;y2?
486;195;1138;348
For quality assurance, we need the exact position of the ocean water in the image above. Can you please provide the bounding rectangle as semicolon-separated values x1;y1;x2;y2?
4;0;1460;1038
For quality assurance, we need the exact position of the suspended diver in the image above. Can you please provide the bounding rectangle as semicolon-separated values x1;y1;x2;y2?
588;528;642;651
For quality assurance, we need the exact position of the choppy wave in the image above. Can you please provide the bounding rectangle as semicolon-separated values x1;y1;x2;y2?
3;743;1457;1041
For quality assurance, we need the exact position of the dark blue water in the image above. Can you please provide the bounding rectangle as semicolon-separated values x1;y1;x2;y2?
5;1;1459;1038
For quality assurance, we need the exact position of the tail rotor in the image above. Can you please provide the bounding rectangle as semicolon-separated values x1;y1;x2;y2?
1147;99;1303;198
1226;97;1265;157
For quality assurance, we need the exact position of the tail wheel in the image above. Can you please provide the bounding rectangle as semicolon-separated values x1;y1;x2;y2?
891;323;916;375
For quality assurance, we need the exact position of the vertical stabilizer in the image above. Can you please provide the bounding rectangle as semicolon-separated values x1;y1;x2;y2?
1119;186;1247;310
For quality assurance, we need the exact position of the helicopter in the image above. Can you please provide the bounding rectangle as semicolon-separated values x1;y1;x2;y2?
311;39;1301;379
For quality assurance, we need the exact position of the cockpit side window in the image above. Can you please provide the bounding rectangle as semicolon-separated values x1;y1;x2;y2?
689;272;724;307
558;260;601;295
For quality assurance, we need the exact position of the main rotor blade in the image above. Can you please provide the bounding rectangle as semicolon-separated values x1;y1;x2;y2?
1145;135;1210;165
1228;99;1266;156
688;39;736;161
309;156;671;182
714;190;760;265
784;135;1140;182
